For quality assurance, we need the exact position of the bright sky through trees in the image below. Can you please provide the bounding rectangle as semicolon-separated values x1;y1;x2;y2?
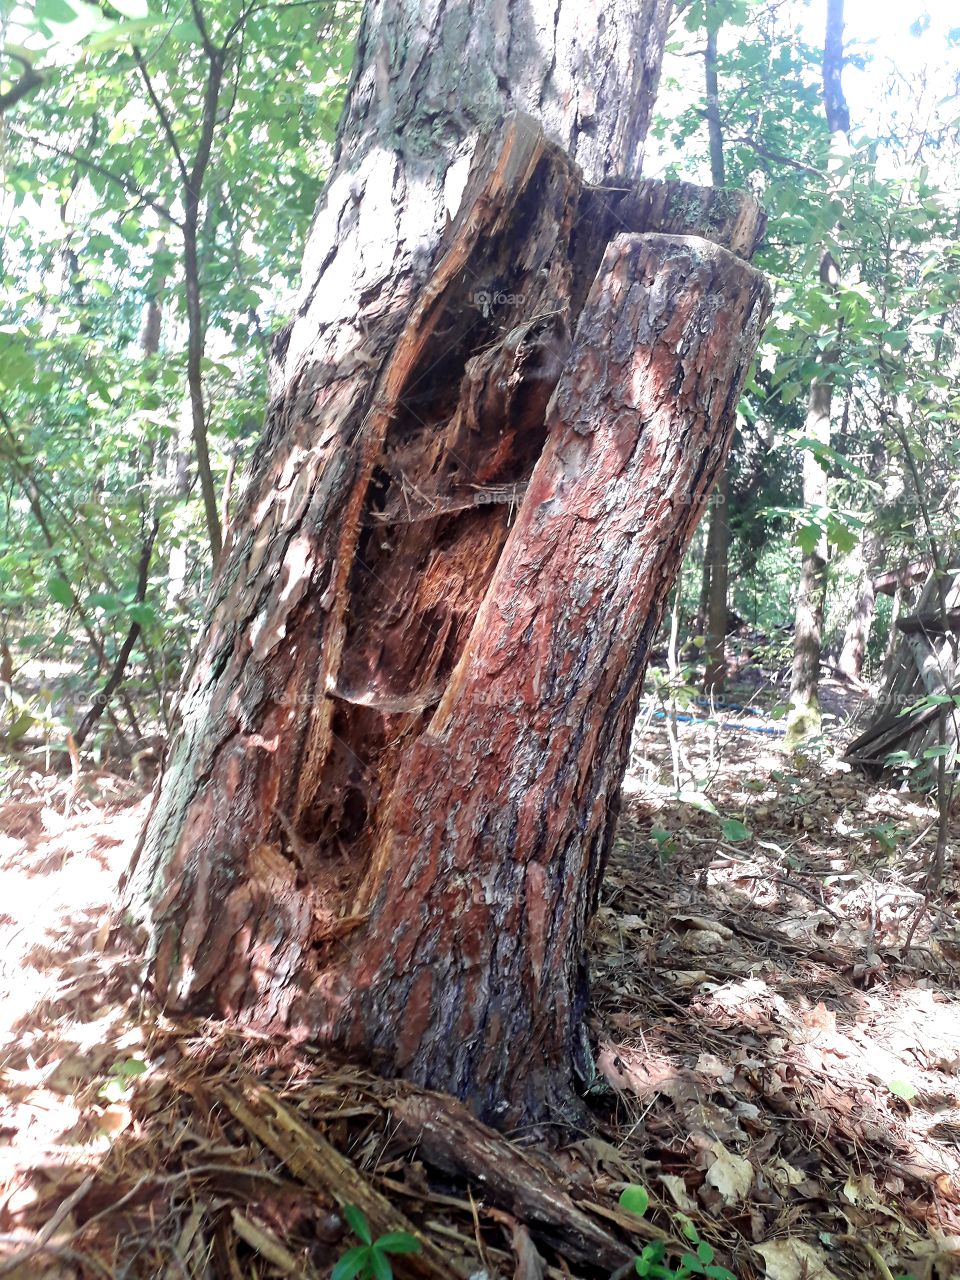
815;0;959;140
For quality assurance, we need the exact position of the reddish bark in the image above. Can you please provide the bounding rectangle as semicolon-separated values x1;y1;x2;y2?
124;0;770;1124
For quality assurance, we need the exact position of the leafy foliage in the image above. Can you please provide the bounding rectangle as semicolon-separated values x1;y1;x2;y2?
331;1205;421;1280
1;0;358;750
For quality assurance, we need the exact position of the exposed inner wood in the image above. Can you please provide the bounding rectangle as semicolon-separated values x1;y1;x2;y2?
125;109;768;1120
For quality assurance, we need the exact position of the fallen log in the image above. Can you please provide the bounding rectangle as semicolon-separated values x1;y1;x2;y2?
897;609;960;636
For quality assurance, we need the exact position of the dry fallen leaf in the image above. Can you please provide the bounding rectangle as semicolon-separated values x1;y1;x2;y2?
658;1174;697;1212
842;1173;880;1206
766;1158;806;1193
97;1103;132;1136
802;1002;837;1034
672;913;735;939
756;1239;839;1280
681;929;728;954
705;1140;753;1204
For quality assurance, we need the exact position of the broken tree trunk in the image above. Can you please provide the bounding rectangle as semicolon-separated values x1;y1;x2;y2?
846;570;960;777
124;0;769;1125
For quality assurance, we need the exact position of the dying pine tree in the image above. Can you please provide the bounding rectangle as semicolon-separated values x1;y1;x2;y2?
124;0;770;1123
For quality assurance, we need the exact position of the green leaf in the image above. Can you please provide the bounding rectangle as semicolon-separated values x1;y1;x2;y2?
330;1245;371;1280
796;522;822;557
678;792;717;816
110;0;149;16
619;1184;650;1217
6;709;36;741
127;603;156;628
343;1204;372;1245
888;1079;917;1101
368;1247;393;1280
34;0;79;24
374;1233;421;1255
697;1242;715;1264
99;1078;127;1103
47;576;74;608
675;1214;699;1242
719;818;751;843
109;1058;147;1079
88;592;122;611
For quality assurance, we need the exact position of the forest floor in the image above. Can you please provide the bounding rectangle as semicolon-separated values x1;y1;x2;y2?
0;685;959;1280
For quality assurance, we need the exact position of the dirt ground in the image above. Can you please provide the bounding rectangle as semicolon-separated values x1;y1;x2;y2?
0;707;959;1279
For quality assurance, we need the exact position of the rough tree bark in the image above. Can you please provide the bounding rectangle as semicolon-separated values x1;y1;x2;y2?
786;348;832;743
124;0;769;1123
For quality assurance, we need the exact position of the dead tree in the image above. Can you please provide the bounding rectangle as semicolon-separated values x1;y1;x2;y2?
846;570;960;776
124;0;770;1124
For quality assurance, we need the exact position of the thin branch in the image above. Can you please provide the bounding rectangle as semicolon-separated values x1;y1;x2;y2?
189;0;218;58
223;0;259;50
10;131;182;228
74;514;161;747
0;59;43;114
132;46;189;184
731;132;830;181
219;20;247;125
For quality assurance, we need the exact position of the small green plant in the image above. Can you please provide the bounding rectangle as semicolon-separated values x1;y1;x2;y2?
332;1205;421;1280
618;1186;737;1280
861;822;905;854
650;825;678;863
99;1058;147;1103
719;817;751;843
888;1078;917;1102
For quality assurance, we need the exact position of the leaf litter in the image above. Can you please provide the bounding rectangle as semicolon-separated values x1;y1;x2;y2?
0;707;958;1279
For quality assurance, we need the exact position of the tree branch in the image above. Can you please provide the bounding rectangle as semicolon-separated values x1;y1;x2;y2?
0;60;43;115
189;0;218;58
132;46;189;184
10;131;183;228
732;132;829;180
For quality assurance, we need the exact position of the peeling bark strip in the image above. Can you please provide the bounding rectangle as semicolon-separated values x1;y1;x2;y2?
125;0;770;1124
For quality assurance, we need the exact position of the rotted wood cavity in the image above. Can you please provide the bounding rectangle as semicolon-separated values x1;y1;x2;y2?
129;112;769;1122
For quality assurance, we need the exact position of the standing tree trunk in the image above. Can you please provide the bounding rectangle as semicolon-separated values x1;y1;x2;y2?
703;468;730;692
124;0;769;1124
786;0;850;744
701;0;731;694
838;530;881;680
787;358;832;742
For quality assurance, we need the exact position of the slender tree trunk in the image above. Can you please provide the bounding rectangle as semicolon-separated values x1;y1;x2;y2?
183;220;222;565
786;0;849;743
702;0;731;694
838;530;880;680
787;364;832;741
124;0;769;1124
703;469;730;691
74;271;170;748
697;538;711;635
135;31;227;566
